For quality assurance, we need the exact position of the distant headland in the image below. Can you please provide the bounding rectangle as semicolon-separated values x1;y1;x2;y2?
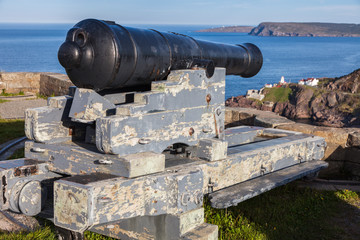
196;26;253;33
198;22;360;37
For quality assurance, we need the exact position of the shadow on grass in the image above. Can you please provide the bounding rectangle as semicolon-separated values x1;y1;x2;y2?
0;119;25;145
205;183;360;240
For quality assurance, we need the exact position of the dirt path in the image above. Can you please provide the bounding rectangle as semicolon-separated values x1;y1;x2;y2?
0;98;47;119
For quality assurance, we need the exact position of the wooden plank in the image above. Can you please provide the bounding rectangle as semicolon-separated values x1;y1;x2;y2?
209;161;328;209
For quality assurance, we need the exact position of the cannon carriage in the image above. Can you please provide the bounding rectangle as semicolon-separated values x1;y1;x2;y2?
0;19;327;240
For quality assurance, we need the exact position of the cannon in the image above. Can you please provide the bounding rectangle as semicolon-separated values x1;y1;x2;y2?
0;19;327;240
57;19;262;91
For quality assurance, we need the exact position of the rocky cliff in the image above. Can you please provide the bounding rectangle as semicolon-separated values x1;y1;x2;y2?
226;68;360;127
249;22;360;37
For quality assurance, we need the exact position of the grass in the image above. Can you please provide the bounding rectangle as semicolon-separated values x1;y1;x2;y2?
0;119;25;145
7;148;24;159
263;87;292;103
0;225;56;240
0;184;357;240
0;89;25;97
36;93;54;100
0;99;9;104
205;184;359;240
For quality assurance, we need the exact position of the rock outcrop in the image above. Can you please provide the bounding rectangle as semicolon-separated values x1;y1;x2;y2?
226;68;360;127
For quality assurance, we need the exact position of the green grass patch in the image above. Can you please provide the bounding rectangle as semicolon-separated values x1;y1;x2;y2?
0;99;9;104
263;87;292;103
206;184;359;240
0;225;56;240
36;93;54;100
7;148;24;159
0;119;25;145
0;89;25;97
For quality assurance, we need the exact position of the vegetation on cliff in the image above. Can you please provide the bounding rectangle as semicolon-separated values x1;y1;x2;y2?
226;68;360;127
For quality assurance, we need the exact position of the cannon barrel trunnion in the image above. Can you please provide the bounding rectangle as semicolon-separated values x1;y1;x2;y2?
0;19;328;240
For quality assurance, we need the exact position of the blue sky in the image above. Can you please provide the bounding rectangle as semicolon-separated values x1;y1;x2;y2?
0;0;359;25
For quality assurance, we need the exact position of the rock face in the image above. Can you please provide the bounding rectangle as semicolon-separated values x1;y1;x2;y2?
326;68;360;93
250;22;360;37
226;68;360;128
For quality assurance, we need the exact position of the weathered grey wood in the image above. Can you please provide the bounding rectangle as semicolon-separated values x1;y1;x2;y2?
88;208;205;240
224;126;263;146
69;88;116;123
96;69;225;156
53;169;204;232
209;160;328;209
25;141;165;178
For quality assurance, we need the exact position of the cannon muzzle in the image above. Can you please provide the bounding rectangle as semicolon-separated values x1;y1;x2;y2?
58;19;263;92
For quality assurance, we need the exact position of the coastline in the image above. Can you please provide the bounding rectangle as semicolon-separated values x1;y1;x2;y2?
197;22;360;37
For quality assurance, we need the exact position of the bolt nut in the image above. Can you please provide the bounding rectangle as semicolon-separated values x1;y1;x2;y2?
189;127;195;136
206;94;211;103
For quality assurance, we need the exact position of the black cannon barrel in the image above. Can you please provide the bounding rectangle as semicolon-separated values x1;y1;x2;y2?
58;19;263;92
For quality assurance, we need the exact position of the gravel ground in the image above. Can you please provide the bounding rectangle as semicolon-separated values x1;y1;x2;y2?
0;99;47;119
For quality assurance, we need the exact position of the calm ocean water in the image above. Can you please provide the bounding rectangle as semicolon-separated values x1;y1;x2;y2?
1;23;360;99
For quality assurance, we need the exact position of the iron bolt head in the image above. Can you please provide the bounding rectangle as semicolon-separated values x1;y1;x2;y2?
206;94;211;103
189;127;195;136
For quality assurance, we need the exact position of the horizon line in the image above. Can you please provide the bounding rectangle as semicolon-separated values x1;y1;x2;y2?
0;20;358;26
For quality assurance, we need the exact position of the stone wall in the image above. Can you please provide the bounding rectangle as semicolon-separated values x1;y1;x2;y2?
40;73;73;96
0;72;72;96
0;72;41;94
225;107;360;179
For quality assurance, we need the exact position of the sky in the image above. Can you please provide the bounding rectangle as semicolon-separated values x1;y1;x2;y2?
0;0;359;26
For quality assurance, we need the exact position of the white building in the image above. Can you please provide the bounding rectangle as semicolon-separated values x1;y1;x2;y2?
246;89;265;101
280;76;286;84
298;78;319;86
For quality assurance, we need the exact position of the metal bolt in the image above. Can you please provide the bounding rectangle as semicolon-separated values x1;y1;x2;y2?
138;138;151;145
98;159;113;165
31;147;45;153
298;154;303;163
14;168;21;177
189;127;195;136
202;128;211;133
260;165;267;175
206;94;211;103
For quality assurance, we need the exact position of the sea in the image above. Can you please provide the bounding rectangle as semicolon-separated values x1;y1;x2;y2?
1;23;360;99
